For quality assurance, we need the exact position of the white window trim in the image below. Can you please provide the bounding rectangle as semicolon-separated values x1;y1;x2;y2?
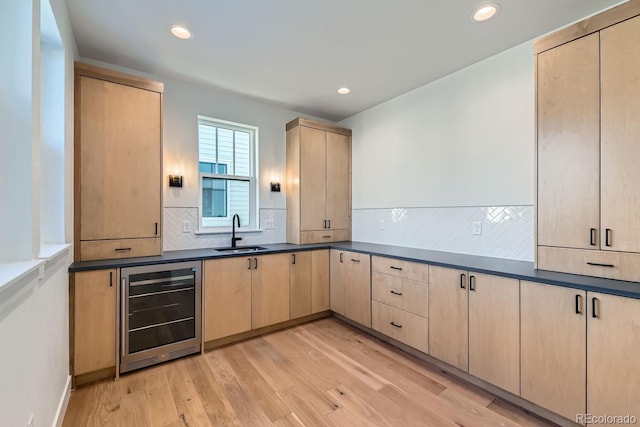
197;116;260;233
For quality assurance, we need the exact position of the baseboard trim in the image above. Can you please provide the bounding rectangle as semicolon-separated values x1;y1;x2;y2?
53;375;71;427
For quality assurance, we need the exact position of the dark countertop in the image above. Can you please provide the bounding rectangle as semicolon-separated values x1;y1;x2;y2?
69;241;640;299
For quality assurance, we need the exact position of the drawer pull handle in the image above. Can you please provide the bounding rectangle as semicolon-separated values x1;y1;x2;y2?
592;297;599;319
575;294;582;315
586;262;614;268
460;273;466;289
590;228;596;246
605;228;612;247
390;290;403;296
323;235;332;238
351;259;360;263
390;266;403;271
390;321;402;329
115;248;132;252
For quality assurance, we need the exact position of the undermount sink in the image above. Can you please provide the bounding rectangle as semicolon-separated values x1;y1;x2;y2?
214;246;268;254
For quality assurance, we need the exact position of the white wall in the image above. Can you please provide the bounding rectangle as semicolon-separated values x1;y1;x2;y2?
341;41;534;209
0;0;76;426
340;42;536;261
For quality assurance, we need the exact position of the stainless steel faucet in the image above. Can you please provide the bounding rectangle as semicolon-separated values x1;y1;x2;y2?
231;214;242;247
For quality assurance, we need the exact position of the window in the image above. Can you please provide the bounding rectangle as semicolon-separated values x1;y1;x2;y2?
198;116;258;231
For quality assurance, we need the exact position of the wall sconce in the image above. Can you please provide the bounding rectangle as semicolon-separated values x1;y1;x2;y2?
169;174;183;188
270;174;281;192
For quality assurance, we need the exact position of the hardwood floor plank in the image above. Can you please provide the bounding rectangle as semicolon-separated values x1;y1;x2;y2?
63;318;558;427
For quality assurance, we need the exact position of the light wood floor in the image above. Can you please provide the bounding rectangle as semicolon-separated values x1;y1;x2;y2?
63;318;557;426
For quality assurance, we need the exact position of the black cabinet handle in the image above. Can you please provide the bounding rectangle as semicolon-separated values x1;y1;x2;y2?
339;253;343;263
351;258;360;263
460;273;466;289
586;262;614;268
109;271;113;287
328;220;331;228
323;235;332;238
155;222;158;235
590;228;596;246
575;294;582;314
469;275;476;291
390;266;403;271
390;290;403;296
390;321;402;329
291;254;296;265
605;229;612;247
592;297;599;318
115;248;132;252
254;257;258;269
248;258;252;270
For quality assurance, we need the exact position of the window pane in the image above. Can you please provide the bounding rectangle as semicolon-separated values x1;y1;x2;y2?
217;128;234;174
201;179;250;228
202;178;227;218
235;131;250;176
199;162;212;173
198;124;217;164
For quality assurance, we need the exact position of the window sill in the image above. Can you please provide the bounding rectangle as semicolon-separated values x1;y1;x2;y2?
194;228;263;236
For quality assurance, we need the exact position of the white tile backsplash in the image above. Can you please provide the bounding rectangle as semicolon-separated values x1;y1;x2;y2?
165;205;534;261
352;206;534;261
163;207;286;251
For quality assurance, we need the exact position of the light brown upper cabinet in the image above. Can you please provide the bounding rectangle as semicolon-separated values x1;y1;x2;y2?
536;8;640;282
74;62;163;261
286;118;351;244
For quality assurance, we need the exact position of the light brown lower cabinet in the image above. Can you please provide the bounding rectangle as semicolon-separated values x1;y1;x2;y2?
587;291;640;423
372;301;428;353
290;249;330;319
204;257;252;342
72;269;117;376
521;281;586;422
251;253;291;329
330;249;371;327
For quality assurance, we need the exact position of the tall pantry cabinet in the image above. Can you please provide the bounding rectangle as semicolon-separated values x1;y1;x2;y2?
286;118;351;244
536;7;640;282
74;63;163;261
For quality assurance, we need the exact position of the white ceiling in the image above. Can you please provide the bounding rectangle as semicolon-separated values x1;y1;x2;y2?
65;0;625;122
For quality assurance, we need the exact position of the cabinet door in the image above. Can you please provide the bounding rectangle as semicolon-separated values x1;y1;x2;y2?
204;258;252;342
468;273;520;395
330;249;345;315
299;126;327;231
326;132;350;231
601;16;640;253
252;253;291;329
587;292;640;421
79;76;161;241
290;251;312;319
73;269;117;376
343;252;371;327
521;281;586;422
537;33;600;249
428;266;468;371
311;249;330;313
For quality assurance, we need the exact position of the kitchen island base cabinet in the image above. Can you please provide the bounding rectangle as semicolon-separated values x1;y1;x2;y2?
72;269;117;382
587;292;640;423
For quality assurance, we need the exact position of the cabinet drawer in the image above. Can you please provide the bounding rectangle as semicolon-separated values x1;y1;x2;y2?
372;272;428;317
80;238;161;261
300;229;349;244
372;301;428;353
372;256;428;282
538;246;640;282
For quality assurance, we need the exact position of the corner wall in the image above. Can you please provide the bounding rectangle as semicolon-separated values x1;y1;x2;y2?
340;42;535;261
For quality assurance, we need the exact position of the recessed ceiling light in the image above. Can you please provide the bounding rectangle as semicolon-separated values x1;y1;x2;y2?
170;25;192;40
472;3;501;22
337;87;351;95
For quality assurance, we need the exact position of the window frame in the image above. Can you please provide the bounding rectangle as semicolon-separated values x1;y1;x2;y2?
197;116;259;233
